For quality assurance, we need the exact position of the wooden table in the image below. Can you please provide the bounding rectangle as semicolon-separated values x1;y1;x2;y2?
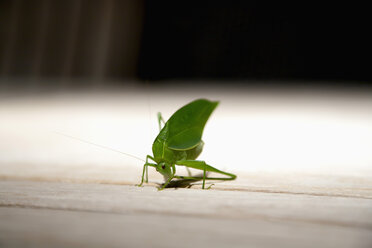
1;84;372;247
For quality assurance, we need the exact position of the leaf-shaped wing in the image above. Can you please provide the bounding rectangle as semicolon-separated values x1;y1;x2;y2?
166;99;219;150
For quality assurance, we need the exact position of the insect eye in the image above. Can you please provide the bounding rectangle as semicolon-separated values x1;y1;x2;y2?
161;165;165;169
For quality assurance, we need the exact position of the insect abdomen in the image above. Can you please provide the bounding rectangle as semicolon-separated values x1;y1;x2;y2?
185;141;204;160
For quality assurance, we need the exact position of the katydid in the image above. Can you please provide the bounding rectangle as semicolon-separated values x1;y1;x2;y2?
138;99;236;190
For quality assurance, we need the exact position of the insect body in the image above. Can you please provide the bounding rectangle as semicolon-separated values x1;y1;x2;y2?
138;99;236;190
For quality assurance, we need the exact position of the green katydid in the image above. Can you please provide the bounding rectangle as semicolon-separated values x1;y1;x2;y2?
138;98;236;190
55;98;236;190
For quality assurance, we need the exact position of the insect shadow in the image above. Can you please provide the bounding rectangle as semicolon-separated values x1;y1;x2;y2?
157;173;212;189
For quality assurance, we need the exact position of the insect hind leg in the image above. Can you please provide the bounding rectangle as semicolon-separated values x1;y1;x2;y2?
175;160;237;189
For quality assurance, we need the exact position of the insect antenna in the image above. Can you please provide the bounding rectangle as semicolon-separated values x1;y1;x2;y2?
54;131;145;162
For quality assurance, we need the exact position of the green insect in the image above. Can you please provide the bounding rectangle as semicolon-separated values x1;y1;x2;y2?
138;99;236;190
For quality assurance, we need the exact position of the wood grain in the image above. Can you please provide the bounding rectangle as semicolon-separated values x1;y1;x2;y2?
1;87;372;247
1;180;372;248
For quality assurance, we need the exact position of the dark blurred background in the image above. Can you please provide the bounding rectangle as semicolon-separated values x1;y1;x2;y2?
0;0;370;87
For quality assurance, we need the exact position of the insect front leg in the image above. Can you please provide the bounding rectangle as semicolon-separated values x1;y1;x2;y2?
137;155;157;187
159;164;176;190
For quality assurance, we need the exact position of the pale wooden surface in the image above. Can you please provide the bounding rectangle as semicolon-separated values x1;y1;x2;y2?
1;179;372;248
1;85;372;247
